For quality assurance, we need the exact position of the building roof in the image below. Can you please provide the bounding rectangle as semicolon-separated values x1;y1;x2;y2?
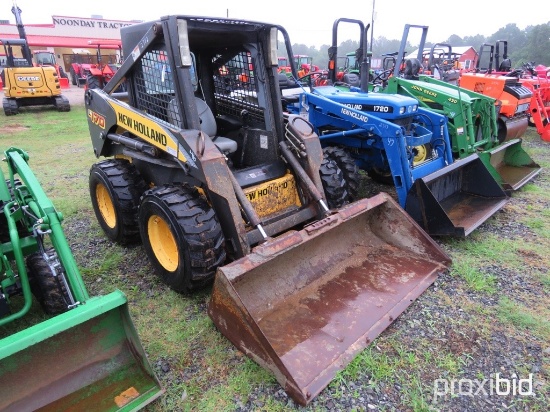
0;33;121;49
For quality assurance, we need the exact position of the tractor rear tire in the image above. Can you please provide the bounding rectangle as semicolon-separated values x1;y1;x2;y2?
323;146;361;201
319;157;348;209
86;74;102;90
70;66;77;85
138;185;226;293
89;159;147;245
26;250;70;315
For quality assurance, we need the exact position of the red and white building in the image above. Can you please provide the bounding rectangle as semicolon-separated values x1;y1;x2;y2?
0;15;139;75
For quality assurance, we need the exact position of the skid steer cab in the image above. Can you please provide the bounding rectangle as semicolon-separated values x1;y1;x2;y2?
84;15;451;405
0;147;162;411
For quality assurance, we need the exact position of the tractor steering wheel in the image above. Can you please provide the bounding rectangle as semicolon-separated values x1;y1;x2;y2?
372;69;392;85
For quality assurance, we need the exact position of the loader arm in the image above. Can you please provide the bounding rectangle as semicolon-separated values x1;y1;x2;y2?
385;75;499;154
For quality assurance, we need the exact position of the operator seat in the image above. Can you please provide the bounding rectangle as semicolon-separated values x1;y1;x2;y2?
498;59;512;72
342;73;360;87
168;97;238;156
403;58;422;80
195;98;238;155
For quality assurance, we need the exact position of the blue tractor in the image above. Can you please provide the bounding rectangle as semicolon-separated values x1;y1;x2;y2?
282;18;508;237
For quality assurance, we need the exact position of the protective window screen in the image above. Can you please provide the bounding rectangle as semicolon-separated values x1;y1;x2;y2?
212;50;265;125
133;49;178;126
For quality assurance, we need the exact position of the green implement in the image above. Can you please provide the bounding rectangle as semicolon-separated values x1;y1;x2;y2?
0;147;163;411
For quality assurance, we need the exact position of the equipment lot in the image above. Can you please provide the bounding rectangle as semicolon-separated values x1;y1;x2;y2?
0;104;547;410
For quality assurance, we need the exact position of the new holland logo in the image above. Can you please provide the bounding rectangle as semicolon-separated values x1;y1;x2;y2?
17;76;40;81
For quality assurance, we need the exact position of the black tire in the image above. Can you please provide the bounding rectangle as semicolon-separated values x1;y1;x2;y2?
70;66;77;86
138;185;226;293
319;157;348;209
89;159;147;245
86;74;102;90
26;250;70;315
323;146;361;201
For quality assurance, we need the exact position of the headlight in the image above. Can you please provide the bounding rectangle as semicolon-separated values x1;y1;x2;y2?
399;106;406;115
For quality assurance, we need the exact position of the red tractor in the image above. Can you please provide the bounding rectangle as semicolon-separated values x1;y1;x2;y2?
84;40;123;90
69;52;94;87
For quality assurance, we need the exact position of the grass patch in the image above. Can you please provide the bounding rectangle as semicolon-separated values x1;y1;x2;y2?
450;258;497;293
538;272;550;293
0;107;96;217
497;297;550;341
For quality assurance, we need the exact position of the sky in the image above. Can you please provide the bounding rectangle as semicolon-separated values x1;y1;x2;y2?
5;0;550;48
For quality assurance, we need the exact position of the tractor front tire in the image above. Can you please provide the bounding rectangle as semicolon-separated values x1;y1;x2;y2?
319;157;348;209
26;250;70;315
323;146;361;201
89;159;147;245
138;185;226;293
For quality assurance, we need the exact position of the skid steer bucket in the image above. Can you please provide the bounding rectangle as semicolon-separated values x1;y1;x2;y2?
0;290;163;412
479;139;541;192
208;193;451;405
405;153;509;237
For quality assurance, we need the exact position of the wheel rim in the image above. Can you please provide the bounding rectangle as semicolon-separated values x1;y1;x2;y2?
96;183;117;228
413;144;428;165
148;214;179;272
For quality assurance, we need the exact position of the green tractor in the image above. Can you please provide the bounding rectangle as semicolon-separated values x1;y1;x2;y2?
380;24;541;192
0;147;162;411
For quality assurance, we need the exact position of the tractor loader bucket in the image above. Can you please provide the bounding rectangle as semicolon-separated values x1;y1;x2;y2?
405;154;509;237
478;138;541;192
0;290;163;412
499;115;529;142
208;193;451;406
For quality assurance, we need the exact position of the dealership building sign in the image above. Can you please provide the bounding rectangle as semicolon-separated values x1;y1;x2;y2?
0;15;139;41
52;17;134;31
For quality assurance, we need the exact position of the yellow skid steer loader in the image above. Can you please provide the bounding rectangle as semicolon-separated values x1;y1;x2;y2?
84;16;451;405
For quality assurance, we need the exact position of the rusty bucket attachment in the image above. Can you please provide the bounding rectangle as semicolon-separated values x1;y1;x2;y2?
208;193;451;405
478;138;541;192
0;291;163;411
405;153;509;237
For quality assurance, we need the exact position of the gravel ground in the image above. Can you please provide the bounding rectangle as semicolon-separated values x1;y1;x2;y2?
59;130;549;411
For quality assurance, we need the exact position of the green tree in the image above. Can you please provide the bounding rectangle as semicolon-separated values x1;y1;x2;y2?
522;24;550;66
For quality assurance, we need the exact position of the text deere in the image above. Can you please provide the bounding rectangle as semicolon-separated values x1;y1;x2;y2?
118;113;167;146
